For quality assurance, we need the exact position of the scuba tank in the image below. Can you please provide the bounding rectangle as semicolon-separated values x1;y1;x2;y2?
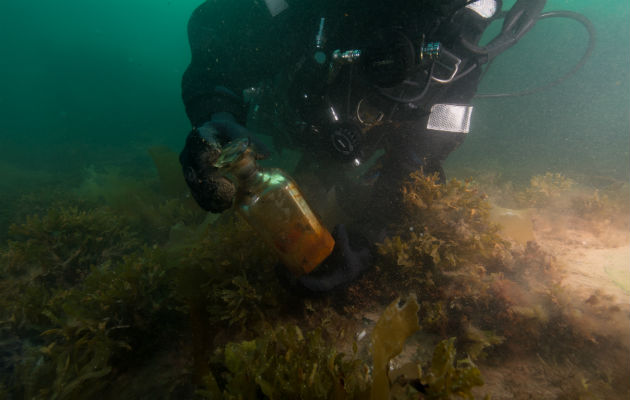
214;138;335;276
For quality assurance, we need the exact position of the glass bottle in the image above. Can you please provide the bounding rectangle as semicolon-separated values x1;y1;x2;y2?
215;139;335;276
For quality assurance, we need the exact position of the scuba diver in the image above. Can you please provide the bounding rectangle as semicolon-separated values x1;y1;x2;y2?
179;0;578;291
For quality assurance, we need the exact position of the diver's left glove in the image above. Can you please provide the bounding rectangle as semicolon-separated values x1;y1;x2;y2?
179;113;255;213
295;224;373;293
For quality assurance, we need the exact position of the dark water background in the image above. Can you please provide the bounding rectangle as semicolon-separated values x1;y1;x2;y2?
0;0;628;213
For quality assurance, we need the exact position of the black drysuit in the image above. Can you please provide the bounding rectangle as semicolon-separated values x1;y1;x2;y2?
181;0;500;230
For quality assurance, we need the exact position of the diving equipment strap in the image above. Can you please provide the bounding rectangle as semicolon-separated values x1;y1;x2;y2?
427;104;473;134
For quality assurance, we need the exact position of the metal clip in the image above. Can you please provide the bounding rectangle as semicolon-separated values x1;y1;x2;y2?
431;48;461;84
331;49;362;65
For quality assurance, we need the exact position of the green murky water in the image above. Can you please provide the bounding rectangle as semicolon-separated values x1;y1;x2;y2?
0;1;628;398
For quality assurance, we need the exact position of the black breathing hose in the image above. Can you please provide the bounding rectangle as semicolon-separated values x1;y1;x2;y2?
475;10;596;99
376;62;436;103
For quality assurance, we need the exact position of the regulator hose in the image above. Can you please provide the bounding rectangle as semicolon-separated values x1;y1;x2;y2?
475;10;596;99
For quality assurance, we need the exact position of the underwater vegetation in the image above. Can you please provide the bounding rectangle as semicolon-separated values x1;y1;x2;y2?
371;296;420;400
200;324;369;399
380;171;508;273
0;205;182;398
0;202;486;399
0;162;63;244
198;296;485;400
418;337;485;400
1;207;139;333
520;172;575;207
470;171;630;231
517;171;630;225
0;156;628;398
376;172;515;339
74;162;206;244
369;172;629;396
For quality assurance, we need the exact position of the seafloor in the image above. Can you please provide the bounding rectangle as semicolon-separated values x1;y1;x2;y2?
0;150;628;399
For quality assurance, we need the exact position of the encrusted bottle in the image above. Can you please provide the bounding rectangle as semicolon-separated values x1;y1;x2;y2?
215;138;335;276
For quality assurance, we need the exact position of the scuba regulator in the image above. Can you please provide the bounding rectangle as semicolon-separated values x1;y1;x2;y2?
287;0;594;164
289;7;472;165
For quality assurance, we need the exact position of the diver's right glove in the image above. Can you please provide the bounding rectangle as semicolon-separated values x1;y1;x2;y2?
295;224;373;293
179;113;254;213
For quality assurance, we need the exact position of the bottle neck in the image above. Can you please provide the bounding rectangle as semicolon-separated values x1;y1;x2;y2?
229;149;260;186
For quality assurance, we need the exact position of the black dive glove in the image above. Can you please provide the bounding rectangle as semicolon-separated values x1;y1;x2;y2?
294;224;373;293
179;113;253;213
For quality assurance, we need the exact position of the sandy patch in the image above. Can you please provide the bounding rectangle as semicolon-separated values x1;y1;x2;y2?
532;211;630;309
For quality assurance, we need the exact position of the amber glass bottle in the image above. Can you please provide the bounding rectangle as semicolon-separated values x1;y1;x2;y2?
216;139;335;276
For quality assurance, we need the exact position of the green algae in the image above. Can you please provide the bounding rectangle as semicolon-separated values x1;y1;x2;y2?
1;206;140;333
461;324;505;361
147;145;191;197
0;164;628;399
0;199;189;398
74;166;205;244
370;296;420;400
420;338;486;400
374;172;570;367
174;214;281;330
381;171;509;273
197;298;488;400
3;244;181;399
203;324;369;400
521;172;575;207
